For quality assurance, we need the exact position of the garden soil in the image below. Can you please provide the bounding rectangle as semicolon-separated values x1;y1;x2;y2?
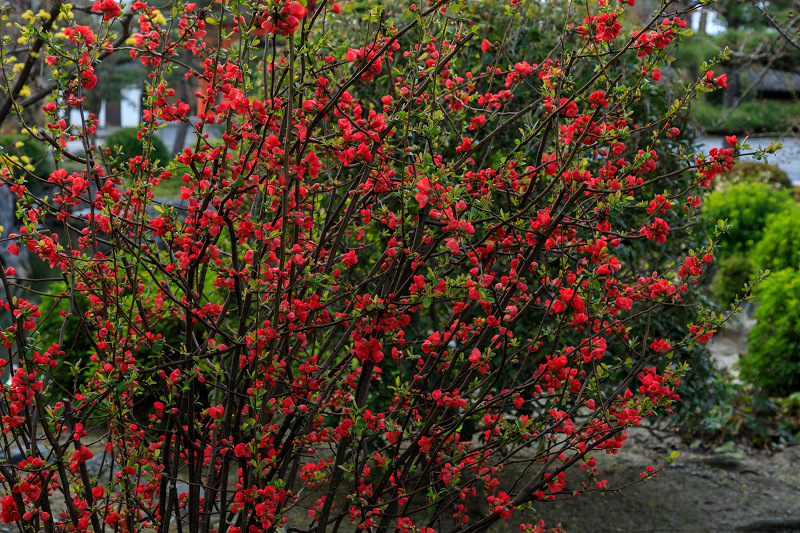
527;428;800;533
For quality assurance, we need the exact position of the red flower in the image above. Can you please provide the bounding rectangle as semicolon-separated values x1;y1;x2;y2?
415;177;432;208
559;98;579;117
234;442;251;457
703;71;727;89
455;137;473;153
650;339;671;353
64;25;96;45
690;325;713;343
0;495;19;524
344;46;383;81
261;1;307;36
616;296;633;310
640;218;670;243
92;0;121;21
469;348;482;364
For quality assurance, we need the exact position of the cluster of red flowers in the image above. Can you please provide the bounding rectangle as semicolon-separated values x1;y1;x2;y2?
259;0;307;35
92;0;121;20
345;45;385;82
0;0;741;531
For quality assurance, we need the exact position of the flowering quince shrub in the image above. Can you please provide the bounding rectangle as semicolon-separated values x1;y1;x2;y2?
0;0;760;531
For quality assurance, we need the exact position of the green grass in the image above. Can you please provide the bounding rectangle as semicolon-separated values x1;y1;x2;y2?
151;174;185;197
52;160;184;198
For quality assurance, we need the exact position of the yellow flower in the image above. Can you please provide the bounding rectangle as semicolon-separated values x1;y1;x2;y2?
18;85;31;98
14;142;24;148
58;4;75;21
152;9;167;24
36;9;51;20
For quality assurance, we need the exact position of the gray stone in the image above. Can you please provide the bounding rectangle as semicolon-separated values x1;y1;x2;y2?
84;453;118;478
2;443;49;466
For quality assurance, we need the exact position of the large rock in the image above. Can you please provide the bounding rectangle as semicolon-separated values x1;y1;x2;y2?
2;443;49;465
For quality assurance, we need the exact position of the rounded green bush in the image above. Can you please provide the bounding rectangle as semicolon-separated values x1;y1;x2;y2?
711;162;792;193
711;253;754;306
702;182;794;258
104;127;170;166
741;268;800;395
751;203;800;273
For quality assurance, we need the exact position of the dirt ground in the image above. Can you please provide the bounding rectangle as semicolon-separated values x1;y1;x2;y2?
529;427;800;533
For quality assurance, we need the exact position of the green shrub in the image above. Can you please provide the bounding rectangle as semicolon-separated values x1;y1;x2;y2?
694;99;800;134
702;182;794;258
712;162;792;193
104;127;170;167
35;281;179;392
711;253;754;306
741;268;800;395
751;204;800;273
35;291;96;391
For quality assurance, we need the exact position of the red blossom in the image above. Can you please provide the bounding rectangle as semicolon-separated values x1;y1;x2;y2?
92;0;121;20
415;176;432;208
260;1;307;36
0;496;19;524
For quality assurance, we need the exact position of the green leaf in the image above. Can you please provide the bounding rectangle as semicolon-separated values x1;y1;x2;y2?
443;2;460;19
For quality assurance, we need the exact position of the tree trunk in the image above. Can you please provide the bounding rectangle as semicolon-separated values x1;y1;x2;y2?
722;63;741;108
